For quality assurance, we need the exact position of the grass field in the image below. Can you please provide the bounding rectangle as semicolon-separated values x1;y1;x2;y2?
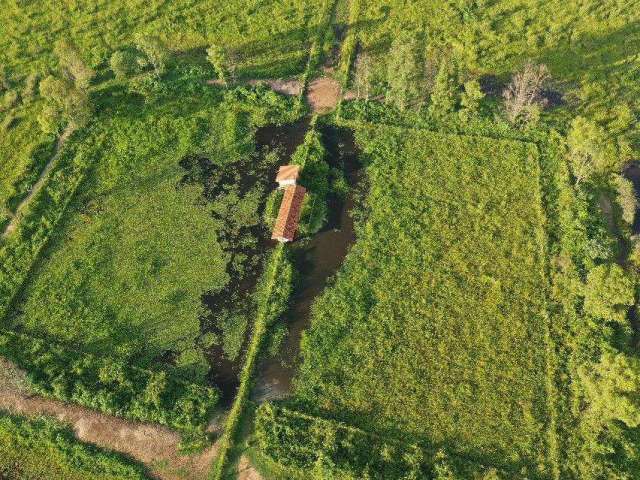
0;0;322;79
7;81;299;380
294;126;553;475
0;412;148;480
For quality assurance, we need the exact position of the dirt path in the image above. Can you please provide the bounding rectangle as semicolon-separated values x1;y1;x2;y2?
2;124;75;239
207;78;303;97
0;357;219;480
306;76;342;114
237;456;264;480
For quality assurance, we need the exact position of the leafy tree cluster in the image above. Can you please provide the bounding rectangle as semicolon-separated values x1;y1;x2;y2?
38;40;96;133
539;133;639;479
0;330;218;435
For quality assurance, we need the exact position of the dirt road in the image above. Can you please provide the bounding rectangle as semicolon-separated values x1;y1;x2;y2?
0;357;219;480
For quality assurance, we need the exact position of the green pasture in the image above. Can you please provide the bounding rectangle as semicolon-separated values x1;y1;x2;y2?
295;126;553;476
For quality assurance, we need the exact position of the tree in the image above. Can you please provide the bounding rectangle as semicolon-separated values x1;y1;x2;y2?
37;103;63;134
54;40;95;89
568;116;620;184
110;50;137;79
353;52;373;100
142;371;167;409
39;74;91;129
614;175;637;225
458;79;484;121
579;350;640;428
503;62;549;125
206;44;236;86
386;33;420;111
39;75;72;105
135;35;169;76
428;62;457;120
583;263;635;324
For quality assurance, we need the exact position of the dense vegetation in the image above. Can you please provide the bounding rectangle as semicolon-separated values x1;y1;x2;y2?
0;411;149;480
254;403;509;479
0;12;310;447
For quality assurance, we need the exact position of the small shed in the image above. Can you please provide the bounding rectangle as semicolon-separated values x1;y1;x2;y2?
275;165;300;188
272;185;306;243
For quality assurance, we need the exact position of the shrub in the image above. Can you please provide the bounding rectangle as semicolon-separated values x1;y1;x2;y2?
135;35;170;76
254;404;503;480
110;50;138;79
583;263;635;324
614;175;636;225
0;330;219;435
54;40;95;89
503;62;549;125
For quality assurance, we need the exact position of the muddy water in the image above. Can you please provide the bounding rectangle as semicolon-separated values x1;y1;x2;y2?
623;163;640;235
253;126;362;401
622;162;640;347
204;119;311;406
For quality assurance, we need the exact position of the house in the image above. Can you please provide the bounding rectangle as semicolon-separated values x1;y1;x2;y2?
275;165;300;188
272;185;306;243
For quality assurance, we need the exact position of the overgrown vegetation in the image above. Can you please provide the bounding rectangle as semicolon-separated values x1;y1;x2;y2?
0;52;302;444
254;403;507;479
0;411;149;480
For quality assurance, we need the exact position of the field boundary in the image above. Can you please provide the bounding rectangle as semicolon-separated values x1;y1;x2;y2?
209;244;291;479
1;124;75;239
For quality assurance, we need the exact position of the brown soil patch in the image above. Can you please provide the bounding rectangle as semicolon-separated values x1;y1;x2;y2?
0;357;219;480
306;77;342;114
248;79;303;96
206;78;303;97
237;455;264;480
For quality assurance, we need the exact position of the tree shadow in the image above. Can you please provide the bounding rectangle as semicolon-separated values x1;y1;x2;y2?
531;22;640;90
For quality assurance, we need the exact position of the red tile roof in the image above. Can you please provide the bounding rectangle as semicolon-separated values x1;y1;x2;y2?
276;165;300;183
272;185;306;242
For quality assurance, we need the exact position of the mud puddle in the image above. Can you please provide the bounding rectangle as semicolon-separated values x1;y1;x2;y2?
253;125;363;401
622;162;640;347
200;119;310;406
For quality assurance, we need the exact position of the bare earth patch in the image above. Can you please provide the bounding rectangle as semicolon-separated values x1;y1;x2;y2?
0;357;219;480
207;78;303;97
306;77;342;114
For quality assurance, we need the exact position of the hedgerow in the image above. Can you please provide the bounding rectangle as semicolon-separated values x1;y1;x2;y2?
254;403;510;480
0;330;218;437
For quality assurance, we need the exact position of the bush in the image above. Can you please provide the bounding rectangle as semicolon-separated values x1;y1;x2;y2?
583;263;635;324
110;50;138;79
614;174;637;225
254;404;503;480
